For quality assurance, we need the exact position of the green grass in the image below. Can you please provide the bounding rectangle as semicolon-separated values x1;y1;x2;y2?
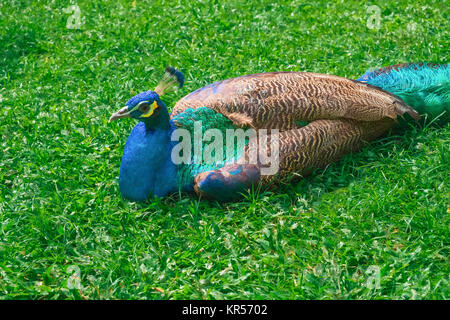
0;0;449;299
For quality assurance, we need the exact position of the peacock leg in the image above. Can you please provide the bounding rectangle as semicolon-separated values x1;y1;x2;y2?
194;118;395;201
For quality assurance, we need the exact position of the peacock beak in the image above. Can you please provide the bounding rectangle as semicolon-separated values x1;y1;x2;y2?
109;106;130;122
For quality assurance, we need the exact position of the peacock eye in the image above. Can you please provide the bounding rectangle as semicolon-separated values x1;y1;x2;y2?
138;102;150;113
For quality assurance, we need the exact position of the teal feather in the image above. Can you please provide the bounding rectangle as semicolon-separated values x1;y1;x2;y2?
359;63;449;119
172;107;234;132
171;107;249;186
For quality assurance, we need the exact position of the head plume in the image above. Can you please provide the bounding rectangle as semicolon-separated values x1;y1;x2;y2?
154;66;185;96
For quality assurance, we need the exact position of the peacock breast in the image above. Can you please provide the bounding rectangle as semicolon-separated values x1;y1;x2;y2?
118;122;178;201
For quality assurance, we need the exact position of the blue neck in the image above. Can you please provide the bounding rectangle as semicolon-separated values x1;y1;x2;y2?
118;120;186;201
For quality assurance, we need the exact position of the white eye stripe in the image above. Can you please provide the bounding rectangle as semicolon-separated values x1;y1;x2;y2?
128;101;150;113
137;101;150;107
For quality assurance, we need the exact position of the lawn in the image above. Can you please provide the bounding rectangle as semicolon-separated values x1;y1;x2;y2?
0;0;448;299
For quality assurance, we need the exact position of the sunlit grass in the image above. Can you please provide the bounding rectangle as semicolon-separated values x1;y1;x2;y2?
0;0;448;299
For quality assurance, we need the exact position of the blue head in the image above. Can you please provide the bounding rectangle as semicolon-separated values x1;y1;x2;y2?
109;67;184;130
110;90;170;130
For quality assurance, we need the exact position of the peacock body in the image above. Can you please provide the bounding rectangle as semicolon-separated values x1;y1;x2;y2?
110;63;449;201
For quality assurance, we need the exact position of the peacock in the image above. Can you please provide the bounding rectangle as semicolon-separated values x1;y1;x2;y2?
109;63;449;201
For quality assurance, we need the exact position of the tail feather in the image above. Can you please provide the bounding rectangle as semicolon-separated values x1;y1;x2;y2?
357;62;449;119
394;100;420;121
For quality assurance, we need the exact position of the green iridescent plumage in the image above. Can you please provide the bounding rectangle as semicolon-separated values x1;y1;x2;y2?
171;107;249;186
361;63;449;119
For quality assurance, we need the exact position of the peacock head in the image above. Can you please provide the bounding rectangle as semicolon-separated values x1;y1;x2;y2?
109;67;184;130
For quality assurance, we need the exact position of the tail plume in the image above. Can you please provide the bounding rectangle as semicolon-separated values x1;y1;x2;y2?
357;63;449;119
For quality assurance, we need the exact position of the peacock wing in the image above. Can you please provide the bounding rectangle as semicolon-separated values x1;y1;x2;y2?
171;71;419;130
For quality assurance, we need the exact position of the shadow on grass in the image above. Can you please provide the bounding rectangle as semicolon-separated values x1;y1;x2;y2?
276;119;447;202
0;23;47;81
125;119;447;214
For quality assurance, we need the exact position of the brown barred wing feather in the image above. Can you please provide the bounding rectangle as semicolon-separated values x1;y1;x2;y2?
193;118;396;200
171;72;418;129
